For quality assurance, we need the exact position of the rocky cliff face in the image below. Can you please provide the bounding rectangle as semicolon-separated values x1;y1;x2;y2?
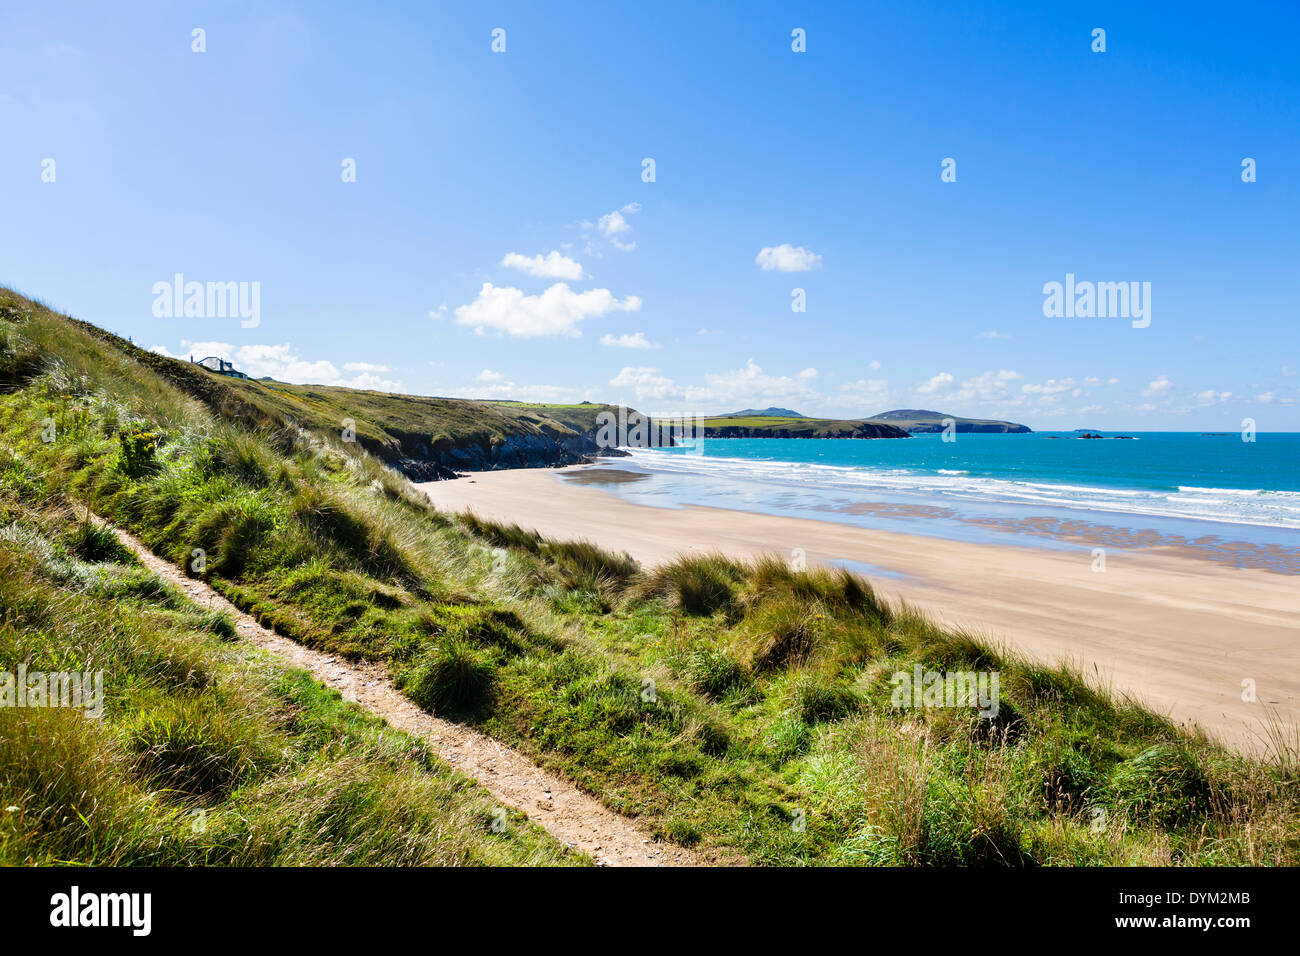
903;421;1031;434
703;422;910;439
382;419;907;481
387;429;625;481
871;409;1032;433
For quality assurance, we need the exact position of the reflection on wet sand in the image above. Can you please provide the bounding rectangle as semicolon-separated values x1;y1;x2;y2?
559;468;652;485
824;501;1300;573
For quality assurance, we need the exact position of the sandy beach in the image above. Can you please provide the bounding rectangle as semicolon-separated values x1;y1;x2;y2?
418;466;1300;754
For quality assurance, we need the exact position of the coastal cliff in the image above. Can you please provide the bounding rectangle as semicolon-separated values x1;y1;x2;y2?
391;429;623;481
56;321;632;482
701;421;909;439
871;408;1033;434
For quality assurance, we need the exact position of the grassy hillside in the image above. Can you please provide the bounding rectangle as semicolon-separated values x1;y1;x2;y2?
716;407;807;419
2;287;1297;866
31;308;627;476
216;383;622;457
696;415;910;439
871;409;1032;434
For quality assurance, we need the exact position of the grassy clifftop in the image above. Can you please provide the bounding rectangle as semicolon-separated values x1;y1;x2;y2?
211;381;622;457
210;381;631;478
41;306;627;478
2;287;1297;866
696;415;910;439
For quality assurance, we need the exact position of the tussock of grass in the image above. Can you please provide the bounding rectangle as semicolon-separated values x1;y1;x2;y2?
65;517;134;563
194;609;239;641
1107;743;1213;828
211;430;277;487
682;646;750;700
636;553;745;616
397;634;498;718
460;511;638;596
785;670;862;724
124;697;283;799
739;556;892;625
292;483;415;580
742;596;822;671
193;491;281;577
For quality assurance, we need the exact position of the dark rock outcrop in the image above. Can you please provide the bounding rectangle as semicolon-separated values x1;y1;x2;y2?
702;422;909;439
388;429;626;481
903;420;1030;434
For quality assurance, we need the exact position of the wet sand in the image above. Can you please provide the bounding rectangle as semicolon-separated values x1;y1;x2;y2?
417;467;1300;754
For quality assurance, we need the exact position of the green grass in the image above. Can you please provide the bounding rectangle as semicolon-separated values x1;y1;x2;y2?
2;286;1298;866
0;490;581;866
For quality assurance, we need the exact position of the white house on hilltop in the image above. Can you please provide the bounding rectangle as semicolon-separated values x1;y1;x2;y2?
191;355;248;379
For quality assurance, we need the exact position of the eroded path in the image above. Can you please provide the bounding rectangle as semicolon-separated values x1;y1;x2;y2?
98;516;705;867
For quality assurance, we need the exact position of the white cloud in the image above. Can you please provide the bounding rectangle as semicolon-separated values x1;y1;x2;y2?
343;373;403;392
683;360;814;409
868;360;881;371
839;378;890;408
476;369;503;382
608;366;678;401
608;359;818;412
1256;392;1275;404
960;370;1023;403
916;372;955;395
445;379;584;402
587;202;641;253
150;343;210;361
978;330;1011;339
1083;376;1120;386
755;244;822;272
600;331;657;349
915;370;1023;406
1143;375;1174;397
500;251;586;280
797;367;819;379
454;282;641;337
150;341;404;392
1021;377;1077;401
598;208;633;236
1193;388;1232;406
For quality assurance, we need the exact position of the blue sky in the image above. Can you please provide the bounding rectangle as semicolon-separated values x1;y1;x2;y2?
2;0;1297;429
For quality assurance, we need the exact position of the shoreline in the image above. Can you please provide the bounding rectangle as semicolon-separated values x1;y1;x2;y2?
417;466;1300;754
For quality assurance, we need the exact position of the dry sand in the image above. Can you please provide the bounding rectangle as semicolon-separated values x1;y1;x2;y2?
418;467;1300;754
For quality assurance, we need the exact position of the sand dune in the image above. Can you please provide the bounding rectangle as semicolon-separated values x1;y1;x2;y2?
418;467;1300;754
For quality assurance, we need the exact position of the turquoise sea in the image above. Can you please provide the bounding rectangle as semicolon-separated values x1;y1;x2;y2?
568;433;1300;571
